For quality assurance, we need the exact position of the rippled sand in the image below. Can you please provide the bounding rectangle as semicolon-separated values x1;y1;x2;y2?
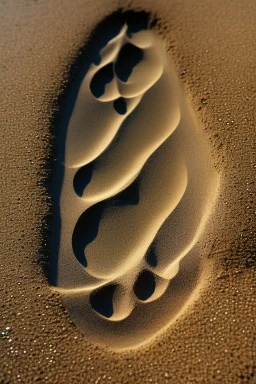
0;0;255;383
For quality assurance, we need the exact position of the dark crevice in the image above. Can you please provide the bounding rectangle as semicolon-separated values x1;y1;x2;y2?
73;163;94;197
112;177;140;206
72;202;105;267
90;63;115;98
113;97;127;115
115;43;144;82
134;270;156;301
90;284;117;318
91;22;124;66
146;242;158;267
124;10;150;37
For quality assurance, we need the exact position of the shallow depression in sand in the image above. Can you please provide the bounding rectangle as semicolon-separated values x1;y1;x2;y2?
52;12;220;351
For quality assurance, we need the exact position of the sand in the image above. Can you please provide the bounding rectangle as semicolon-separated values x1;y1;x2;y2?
0;0;255;382
56;24;219;350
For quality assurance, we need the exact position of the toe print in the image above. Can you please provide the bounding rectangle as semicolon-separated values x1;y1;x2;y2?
51;11;220;351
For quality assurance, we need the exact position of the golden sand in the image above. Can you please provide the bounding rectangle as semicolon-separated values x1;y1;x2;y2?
0;1;255;382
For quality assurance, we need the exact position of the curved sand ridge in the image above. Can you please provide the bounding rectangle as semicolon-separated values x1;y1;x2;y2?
55;22;220;350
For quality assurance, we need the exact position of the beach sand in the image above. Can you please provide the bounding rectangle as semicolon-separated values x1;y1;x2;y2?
0;0;255;382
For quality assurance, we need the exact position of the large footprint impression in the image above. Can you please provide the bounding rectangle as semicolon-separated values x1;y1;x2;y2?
51;11;220;351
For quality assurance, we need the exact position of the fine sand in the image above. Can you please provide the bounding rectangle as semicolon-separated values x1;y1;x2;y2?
56;25;219;350
0;0;255;383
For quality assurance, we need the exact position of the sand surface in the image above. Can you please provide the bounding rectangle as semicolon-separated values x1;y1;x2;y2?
56;24;219;350
0;0;255;382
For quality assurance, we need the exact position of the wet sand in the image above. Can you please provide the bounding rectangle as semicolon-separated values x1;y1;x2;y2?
0;0;255;382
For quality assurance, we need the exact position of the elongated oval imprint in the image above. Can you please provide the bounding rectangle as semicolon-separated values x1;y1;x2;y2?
51;11;220;351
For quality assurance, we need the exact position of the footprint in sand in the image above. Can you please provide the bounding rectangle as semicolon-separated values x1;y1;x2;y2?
52;11;220;351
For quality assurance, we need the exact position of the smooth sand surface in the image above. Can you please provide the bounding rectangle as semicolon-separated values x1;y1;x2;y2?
0;0;255;382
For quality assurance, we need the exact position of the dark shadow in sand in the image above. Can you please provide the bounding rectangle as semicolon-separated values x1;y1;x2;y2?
73;163;94;197
113;97;127;115
134;269;156;300
90;284;117;318
146;242;158;267
115;43;144;82
90;63;115;98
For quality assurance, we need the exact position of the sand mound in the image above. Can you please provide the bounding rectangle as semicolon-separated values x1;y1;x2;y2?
53;17;219;350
